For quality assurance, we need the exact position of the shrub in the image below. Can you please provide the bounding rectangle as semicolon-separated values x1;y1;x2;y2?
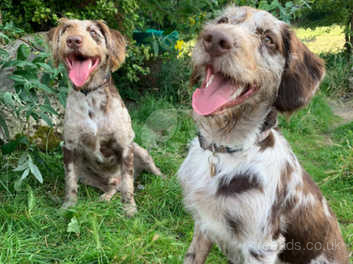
0;22;68;187
0;0;141;37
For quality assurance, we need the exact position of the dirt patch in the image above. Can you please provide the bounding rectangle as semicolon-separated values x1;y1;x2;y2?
327;98;353;125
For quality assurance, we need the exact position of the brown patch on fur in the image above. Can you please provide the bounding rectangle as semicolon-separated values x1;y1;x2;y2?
279;203;329;263
47;20;68;66
249;249;265;261
185;224;213;263
95;20;126;72
270;162;294;239
277;168;349;263
217;172;263;196
258;131;275;151
282;162;294;188
123;146;134;177
100;138;122;159
80;133;96;150
100;101;107;112
300;171;323;200
225;214;242;235
274;25;325;113
260;109;277;132
88;111;94;119
322;219;350;264
63;146;74;170
109;83;118;96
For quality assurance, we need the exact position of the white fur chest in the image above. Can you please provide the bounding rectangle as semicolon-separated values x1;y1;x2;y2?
64;91;99;139
63;89;134;152
178;132;296;262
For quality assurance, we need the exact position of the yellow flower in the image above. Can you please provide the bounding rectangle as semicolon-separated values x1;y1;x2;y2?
174;40;185;52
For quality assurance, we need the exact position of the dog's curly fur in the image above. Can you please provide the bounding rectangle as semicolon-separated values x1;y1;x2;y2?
178;6;349;264
48;19;162;216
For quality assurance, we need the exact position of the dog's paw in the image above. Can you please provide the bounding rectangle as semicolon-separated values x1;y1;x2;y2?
61;200;76;209
123;203;137;217
100;193;113;202
154;168;165;178
183;253;195;264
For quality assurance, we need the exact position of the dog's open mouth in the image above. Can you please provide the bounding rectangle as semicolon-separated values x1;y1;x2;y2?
192;65;258;116
65;53;100;87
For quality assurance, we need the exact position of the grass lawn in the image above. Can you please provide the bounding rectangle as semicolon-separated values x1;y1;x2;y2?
0;25;352;263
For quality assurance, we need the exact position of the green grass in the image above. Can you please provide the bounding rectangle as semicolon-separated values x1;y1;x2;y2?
1;23;353;263
0;93;352;263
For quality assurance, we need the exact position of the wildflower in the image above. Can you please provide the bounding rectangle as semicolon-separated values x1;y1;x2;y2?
174;40;185;52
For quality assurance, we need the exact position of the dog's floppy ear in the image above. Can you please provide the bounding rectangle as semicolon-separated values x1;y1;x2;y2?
95;20;126;72
47;18;69;67
274;25;325;113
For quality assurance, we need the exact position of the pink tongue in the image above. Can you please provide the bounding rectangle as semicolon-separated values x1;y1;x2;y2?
192;71;235;115
68;59;92;87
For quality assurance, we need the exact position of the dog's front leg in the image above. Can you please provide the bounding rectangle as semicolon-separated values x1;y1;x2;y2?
61;146;78;209
100;176;121;202
184;223;213;264
120;144;137;217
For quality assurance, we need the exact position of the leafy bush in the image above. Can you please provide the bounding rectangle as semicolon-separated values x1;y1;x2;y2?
0;22;68;186
0;0;141;37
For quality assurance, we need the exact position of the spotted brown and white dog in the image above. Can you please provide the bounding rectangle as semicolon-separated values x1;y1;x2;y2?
178;6;349;264
48;19;162;216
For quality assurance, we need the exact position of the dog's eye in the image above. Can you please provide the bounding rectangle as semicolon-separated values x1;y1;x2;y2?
61;25;70;35
217;17;229;24
264;36;274;46
90;30;97;37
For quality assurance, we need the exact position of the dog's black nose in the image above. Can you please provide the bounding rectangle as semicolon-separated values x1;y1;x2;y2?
66;35;83;49
202;31;232;56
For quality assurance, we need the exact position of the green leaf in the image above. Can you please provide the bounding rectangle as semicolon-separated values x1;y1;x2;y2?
152;39;159;57
18;152;28;165
0;112;9;139
37;111;53;126
0;48;9;59
9;74;27;84
21;168;30;181
12;60;37;68
36;62;55;74
13;162;29;172
2;92;15;107
17;44;31;60
14;168;29;192
58;92;67;107
40;104;58;116
1;139;20;155
0;32;10;43
27;186;35;212
67;217;80;234
30;80;54;94
28;160;43;183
